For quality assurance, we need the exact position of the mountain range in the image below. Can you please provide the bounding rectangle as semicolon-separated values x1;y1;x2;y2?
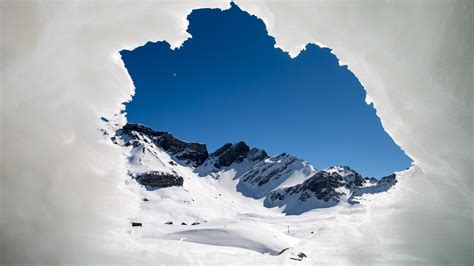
113;123;397;215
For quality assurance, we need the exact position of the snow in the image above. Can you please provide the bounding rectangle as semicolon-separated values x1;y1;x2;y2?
2;0;471;264
125;142;303;256
118;128;404;258
236;153;317;199
160;225;296;255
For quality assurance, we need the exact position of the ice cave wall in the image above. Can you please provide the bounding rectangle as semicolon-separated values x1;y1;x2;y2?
1;0;472;264
234;0;473;263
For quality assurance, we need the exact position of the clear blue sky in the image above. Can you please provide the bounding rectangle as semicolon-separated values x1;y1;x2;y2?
120;3;412;178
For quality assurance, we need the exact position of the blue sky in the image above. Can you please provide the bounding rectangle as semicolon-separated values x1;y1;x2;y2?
120;3;412;178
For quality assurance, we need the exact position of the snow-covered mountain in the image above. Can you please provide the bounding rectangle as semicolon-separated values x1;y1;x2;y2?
114;123;397;214
264;165;395;214
111;123;403;259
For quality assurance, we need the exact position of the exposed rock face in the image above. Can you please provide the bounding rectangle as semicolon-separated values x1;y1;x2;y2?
195;141;269;177
235;152;318;199
247;148;269;162
298;171;346;202
265;166;399;214
211;141;267;168
114;124;400;214
134;171;184;188
152;132;208;167
350;173;398;201
269;171;346;203
117;124;208;167
323;165;366;189
378;173;397;187
241;153;300;187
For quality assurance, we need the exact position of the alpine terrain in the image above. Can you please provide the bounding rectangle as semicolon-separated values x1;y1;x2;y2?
112;123;401;260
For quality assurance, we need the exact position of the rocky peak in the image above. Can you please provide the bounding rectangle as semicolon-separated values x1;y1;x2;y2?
273;171;346;203
265;166;399;214
210;141;268;169
322;165;366;189
116;123;209;167
237;153;317;199
247;148;269;162
349;173;398;203
114;124;400;215
241;153;305;187
375;173;397;189
121;123;162;137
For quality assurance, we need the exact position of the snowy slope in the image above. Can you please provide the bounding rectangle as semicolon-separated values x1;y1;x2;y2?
264;166;395;214
195;141;318;199
114;124;400;257
116;123;208;169
195;141;268;179
237;153;317;199
116;124;398;213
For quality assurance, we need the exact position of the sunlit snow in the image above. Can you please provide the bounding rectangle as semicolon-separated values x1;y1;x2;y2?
1;1;471;265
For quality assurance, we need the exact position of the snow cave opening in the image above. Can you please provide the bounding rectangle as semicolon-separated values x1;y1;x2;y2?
118;2;412;183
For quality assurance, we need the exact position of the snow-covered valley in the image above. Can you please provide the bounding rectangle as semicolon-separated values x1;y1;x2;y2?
112;123;403;260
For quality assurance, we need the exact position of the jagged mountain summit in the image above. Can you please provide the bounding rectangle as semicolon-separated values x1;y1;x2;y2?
114;123;397;214
117;123;209;167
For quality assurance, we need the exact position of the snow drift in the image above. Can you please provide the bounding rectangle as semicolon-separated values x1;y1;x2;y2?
1;0;472;264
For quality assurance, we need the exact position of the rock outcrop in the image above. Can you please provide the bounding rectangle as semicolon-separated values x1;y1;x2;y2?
117;124;208;167
134;171;184;188
210;142;268;168
265;166;399;214
114;123;399;214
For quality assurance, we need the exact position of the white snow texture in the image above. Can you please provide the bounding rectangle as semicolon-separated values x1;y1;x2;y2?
1;0;472;264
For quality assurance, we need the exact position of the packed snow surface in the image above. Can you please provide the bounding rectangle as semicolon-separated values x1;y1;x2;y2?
1;0;471;265
115;124;403;259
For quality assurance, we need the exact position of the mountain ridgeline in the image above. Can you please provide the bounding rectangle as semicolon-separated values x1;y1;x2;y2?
114;123;398;215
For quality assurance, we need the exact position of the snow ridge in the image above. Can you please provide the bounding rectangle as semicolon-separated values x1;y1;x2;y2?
115;124;397;214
